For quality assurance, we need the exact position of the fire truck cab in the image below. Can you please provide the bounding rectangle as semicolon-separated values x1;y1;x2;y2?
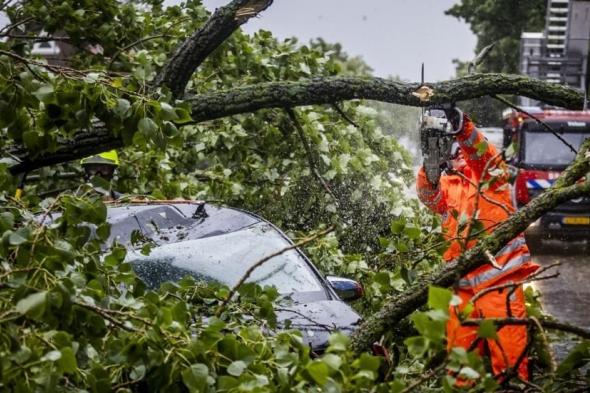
502;107;590;240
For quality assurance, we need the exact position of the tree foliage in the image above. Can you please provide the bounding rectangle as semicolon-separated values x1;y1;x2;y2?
1;0;590;392
445;0;547;126
446;0;547;74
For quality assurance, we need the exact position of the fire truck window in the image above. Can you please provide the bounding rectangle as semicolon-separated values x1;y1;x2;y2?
524;131;588;166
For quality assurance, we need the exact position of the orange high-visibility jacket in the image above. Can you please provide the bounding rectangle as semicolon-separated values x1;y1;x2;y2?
416;117;539;291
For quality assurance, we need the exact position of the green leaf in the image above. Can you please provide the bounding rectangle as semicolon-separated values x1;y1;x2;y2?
16;291;47;319
57;347;78;374
227;360;247;377
34;85;55;102
130;364;146;380
8;230;28;245
0;212;14;232
403;224;421;239
12;346;32;364
477;319;498;339
182;363;209;392
162;121;179;137
428;286;452;310
505;143;516;159
138;117;158;137
306;361;329;385
174;107;193;124
557;341;590;376
217;376;239;390
328;332;350;352
322;354;342;370
390;380;407;393
355;353;381;372
160;103;179;121
404;336;429;357
395;240;409;253
373;272;391;288
114;99;131;119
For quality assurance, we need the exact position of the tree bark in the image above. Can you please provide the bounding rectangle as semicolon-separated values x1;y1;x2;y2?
153;0;273;99
8;74;585;175
188;74;584;122
8;124;122;175
349;139;590;353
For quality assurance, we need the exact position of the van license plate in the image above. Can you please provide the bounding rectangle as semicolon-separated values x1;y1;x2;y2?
562;216;590;225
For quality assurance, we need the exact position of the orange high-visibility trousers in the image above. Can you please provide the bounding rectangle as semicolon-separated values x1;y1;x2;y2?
448;286;529;381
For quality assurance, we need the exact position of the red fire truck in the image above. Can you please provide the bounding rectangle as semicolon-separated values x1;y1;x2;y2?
502;107;590;240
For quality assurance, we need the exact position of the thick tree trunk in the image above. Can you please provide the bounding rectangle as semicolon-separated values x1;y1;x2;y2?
8;74;584;174
349;139;590;353
153;0;273;99
188;74;583;122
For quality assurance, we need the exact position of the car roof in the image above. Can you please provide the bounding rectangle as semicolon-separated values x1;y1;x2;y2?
106;201;262;247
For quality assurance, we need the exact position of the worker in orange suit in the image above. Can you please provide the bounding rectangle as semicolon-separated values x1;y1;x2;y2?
416;108;539;382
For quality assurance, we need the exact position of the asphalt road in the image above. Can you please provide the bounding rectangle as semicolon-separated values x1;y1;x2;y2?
526;238;590;360
528;239;590;330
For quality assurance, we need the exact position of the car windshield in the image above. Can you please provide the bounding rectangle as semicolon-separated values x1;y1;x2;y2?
524;130;589;166
125;222;324;294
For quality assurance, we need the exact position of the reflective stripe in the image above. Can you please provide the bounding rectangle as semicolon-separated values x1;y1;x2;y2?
462;128;479;147
419;188;439;197
458;253;532;288
495;237;526;259
430;192;443;205
468;152;481;160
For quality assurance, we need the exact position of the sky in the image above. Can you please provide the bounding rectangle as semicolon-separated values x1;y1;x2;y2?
199;0;477;82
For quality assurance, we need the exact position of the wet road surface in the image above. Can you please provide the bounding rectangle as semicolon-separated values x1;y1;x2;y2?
528;239;590;330
527;238;590;359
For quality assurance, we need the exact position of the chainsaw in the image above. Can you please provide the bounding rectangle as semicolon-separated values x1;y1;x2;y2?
418;64;463;186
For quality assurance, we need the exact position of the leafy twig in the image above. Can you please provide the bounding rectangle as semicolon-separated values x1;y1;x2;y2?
73;301;152;332
285;108;340;205
0;16;35;35
108;34;172;70
331;103;360;128
450;169;513;215
461;151;504;249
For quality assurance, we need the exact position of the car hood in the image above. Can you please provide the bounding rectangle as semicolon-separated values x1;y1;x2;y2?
275;300;362;352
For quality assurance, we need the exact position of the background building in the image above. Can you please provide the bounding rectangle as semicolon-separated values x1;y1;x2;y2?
520;0;590;106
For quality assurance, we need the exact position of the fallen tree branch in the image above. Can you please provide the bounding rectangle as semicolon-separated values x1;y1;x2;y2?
8;73;585;175
153;0;273;98
349;140;590;353
188;74;584;122
8;124;122;175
